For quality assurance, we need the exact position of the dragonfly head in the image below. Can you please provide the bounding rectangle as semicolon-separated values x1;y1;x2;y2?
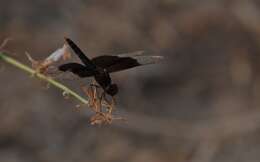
106;83;118;96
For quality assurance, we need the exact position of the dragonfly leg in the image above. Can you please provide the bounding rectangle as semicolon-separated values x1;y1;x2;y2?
102;93;115;114
90;80;100;88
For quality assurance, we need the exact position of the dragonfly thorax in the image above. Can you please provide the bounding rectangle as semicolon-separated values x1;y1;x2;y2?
94;68;111;89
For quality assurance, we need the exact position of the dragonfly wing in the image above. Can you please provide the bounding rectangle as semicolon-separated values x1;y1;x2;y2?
65;38;96;70
91;51;145;68
91;55;122;69
58;63;94;77
115;50;145;57
92;54;163;73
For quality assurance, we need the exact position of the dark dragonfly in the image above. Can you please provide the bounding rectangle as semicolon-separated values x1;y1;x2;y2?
59;38;163;96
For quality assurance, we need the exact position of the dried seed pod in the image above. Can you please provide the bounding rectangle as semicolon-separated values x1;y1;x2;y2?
26;44;71;74
90;112;112;125
0;38;12;49
62;91;70;99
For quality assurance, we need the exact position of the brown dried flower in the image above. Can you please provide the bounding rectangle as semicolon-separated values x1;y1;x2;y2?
26;44;71;74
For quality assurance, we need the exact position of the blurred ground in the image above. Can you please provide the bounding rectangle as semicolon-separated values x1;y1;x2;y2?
1;0;260;162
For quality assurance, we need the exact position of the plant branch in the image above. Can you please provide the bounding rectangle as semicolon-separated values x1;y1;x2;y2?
0;51;89;105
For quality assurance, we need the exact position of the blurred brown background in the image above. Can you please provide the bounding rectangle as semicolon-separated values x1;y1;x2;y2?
1;0;260;161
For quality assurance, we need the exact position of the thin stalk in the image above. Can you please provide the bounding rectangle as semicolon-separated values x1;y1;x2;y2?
0;52;88;104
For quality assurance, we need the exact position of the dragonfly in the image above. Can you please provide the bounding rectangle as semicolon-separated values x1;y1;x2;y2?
59;38;163;96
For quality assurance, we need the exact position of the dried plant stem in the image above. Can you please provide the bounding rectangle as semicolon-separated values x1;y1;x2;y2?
0;52;88;105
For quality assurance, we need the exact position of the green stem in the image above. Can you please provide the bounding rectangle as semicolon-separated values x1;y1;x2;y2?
0;52;89;105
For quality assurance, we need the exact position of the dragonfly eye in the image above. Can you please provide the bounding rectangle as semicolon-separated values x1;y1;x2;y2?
106;84;118;96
